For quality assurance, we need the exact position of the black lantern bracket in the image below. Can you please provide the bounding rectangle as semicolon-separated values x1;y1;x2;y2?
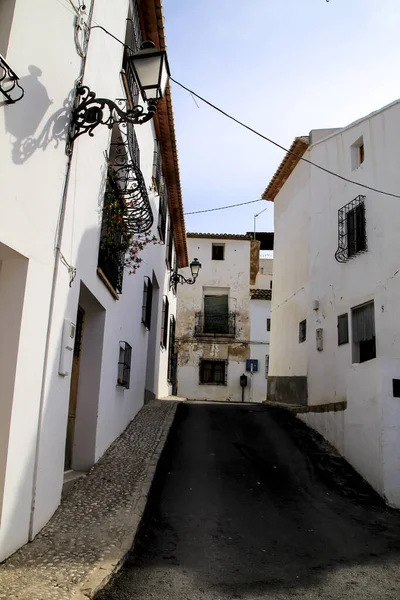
169;258;201;290
69;85;157;142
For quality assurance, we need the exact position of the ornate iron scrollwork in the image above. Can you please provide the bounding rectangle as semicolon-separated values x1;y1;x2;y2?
109;120;153;234
69;86;157;142
0;55;24;103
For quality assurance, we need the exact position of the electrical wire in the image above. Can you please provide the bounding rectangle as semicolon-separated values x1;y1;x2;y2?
185;198;265;215
86;20;400;200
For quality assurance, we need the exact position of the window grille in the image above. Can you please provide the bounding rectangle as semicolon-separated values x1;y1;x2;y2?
166;219;174;268
122;0;142;108
299;319;307;343
265;354;270;379
160;296;169;348
199;360;227;385
153;140;163;194
142;276;153;330
167;315;176;383
352;301;376;363
337;313;349;345
335;195;367;263
157;186;168;243
117;341;132;388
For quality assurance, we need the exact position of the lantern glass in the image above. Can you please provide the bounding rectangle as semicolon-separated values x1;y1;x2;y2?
190;258;201;279
130;48;170;101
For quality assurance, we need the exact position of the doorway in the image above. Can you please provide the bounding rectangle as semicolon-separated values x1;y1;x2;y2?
64;305;85;471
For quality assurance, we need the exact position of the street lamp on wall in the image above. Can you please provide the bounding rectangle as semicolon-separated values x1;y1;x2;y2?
170;258;201;290
69;41;170;142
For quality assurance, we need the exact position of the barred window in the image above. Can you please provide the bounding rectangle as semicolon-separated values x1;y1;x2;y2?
117;342;132;388
200;360;227;385
142;276;153;330
160;296;169;349
266;318;271;332
166;219;174;268
157;187;168;243
335;195;367;263
299;319;307;343
167;315;176;383
337;313;349;345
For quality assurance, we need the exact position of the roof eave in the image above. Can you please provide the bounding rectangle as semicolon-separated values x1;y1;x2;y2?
262;136;309;202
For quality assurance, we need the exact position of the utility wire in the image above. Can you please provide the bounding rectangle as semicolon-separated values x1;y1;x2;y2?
185;198;265;215
171;78;400;200
86;21;400;200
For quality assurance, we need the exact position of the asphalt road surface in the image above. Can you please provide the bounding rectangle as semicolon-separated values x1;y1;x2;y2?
96;403;400;599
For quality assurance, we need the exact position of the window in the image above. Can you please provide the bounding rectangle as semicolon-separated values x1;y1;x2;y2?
153;139;163;193
122;0;142;108
157;187;168;243
266;318;271;332
335;195;367;263
200;360;227;385
166;219;174;268
352;301;376;363
270;280;273;290
299;319;307;343
142;277;153;330
167;315;176;383
117;342;132;389
265;355;270;379
160;296;169;348
171;253;178;295
204;295;229;334
212;244;225;260
351;136;364;170
337;313;349;345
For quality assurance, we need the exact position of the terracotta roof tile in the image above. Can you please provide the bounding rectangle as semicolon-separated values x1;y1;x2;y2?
262;136;309;202
250;289;272;300
187;233;253;240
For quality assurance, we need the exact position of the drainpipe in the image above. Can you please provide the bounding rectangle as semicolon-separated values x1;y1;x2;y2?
28;1;95;540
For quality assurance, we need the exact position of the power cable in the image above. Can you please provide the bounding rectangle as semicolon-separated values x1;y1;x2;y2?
171;78;400;200
185;198;265;215
86;20;400;200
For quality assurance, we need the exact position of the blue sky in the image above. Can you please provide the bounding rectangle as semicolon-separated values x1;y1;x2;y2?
163;0;400;235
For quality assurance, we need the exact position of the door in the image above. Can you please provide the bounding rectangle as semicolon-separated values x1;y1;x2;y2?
64;306;85;471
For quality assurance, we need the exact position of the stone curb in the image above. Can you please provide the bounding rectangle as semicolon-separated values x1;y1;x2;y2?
263;400;347;414
70;402;178;600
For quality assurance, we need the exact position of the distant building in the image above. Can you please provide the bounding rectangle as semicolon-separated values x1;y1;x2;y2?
263;99;400;507
176;233;272;403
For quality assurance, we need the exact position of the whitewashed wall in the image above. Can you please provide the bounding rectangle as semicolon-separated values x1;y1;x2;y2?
272;99;400;505
177;237;251;403
0;0;179;559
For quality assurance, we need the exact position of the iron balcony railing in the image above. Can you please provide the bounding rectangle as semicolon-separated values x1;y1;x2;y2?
0;54;24;103
195;312;236;337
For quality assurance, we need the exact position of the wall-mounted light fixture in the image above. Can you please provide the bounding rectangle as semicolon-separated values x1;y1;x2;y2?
69;41;170;142
170;257;201;289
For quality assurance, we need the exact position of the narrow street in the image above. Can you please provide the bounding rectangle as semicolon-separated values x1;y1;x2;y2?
96;403;400;600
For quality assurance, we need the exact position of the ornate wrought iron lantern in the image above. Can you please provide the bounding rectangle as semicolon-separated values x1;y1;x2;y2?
0;55;24;103
69;41;170;142
170;258;201;289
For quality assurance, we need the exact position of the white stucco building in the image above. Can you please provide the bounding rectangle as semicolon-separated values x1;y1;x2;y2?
176;233;272;404
264;99;400;507
0;0;187;561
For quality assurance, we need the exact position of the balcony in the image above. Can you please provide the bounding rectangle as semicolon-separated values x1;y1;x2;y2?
0;54;24;103
194;312;236;337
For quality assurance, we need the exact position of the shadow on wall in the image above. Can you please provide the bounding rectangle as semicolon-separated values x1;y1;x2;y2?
4;65;74;165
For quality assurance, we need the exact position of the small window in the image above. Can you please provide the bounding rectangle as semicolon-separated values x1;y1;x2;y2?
299;319;307;343
352;301;376;363
212;244;225;260
266;318;271;332
167;315;176;383
200;359;227;385
166;219;174;268
160;296;169;348
270;280;273;290
141;276;153;330
351;136;364;170
117;341;132;388
265;354;269;379
157;187;168;243
337;313;349;345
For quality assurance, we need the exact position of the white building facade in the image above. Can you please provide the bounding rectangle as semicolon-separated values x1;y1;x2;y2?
250;258;273;402
0;0;187;560
176;234;271;404
264;99;400;507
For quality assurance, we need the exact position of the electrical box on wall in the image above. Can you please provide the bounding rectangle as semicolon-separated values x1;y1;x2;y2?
59;319;76;376
316;328;323;351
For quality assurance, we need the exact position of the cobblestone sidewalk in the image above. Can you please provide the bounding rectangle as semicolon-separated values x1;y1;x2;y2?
0;400;178;600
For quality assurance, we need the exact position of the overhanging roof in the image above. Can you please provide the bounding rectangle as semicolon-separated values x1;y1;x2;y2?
139;0;188;267
187;233;253;241
262;136;309;202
